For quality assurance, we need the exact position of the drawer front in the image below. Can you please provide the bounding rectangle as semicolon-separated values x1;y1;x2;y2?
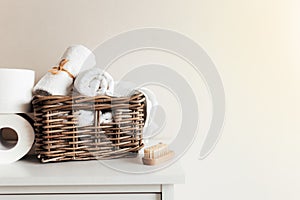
0;194;160;200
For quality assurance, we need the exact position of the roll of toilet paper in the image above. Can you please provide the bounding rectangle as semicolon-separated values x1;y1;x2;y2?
0;114;35;164
0;68;35;113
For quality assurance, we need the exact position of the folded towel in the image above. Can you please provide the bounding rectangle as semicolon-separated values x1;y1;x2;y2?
74;67;114;96
33;45;96;96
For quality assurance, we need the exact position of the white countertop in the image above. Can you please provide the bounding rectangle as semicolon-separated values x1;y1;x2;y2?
0;155;184;186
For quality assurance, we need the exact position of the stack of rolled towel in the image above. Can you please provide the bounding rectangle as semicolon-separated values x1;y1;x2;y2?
33;45;156;128
33;45;96;96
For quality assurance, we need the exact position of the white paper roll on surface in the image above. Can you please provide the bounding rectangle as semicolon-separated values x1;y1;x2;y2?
0;68;35;113
0;114;34;164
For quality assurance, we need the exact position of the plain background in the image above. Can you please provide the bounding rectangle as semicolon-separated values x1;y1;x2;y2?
0;0;299;199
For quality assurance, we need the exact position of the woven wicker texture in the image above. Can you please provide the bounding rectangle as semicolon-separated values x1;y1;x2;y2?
32;92;145;163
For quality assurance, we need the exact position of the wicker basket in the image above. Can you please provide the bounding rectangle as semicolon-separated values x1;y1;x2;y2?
32;91;146;163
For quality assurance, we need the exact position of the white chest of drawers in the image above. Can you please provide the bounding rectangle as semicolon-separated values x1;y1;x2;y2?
0;156;184;200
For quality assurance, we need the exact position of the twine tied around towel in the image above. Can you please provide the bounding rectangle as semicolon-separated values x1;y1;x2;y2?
49;59;75;79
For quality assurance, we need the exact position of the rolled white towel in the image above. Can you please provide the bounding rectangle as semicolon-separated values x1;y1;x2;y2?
112;81;159;137
74;67;114;96
138;88;158;134
74;67;114;126
113;81;137;97
33;45;96;96
77;110;113;126
77;110;94;126
101;112;113;124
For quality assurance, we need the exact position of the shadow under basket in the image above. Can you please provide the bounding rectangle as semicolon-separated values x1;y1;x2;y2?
32;91;146;163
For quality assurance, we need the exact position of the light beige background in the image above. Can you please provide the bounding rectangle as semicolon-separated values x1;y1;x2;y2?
0;0;299;199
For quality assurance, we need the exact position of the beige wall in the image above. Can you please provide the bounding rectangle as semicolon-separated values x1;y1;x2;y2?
0;0;299;200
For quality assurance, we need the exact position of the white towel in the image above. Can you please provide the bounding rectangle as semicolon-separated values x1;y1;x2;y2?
113;81;158;136
74;67;114;96
77;110;112;126
113;81;137;97
33;45;96;96
138;88;158;136
77;110;94;126
74;67;114;126
101;112;113;124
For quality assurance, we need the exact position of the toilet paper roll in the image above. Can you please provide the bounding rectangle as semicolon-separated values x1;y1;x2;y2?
0;114;35;164
0;68;35;113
